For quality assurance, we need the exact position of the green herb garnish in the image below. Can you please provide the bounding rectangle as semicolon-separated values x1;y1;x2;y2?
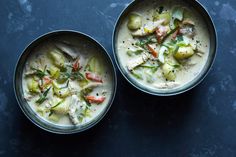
31;66;47;78
127;49;143;56
35;87;51;104
51;100;64;109
135;35;157;48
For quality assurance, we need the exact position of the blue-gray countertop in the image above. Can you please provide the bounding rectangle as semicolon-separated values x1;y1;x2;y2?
0;0;236;156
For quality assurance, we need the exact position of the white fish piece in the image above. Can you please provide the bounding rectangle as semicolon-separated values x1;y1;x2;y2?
68;95;80;125
54;41;79;59
158;46;168;63
154;82;180;89
127;52;150;70
131;19;166;37
68;95;87;125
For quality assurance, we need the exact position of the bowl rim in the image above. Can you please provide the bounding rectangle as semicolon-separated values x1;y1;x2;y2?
13;30;117;134
112;0;218;96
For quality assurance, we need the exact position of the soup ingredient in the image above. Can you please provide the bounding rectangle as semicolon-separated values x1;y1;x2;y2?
35;87;51;104
85;72;103;83
27;79;40;93
127;52;150;70
147;44;158;58
85;96;106;104
170;6;184;29
54;41;79;59
127;13;142;30
131;19;166;36
49;49;65;68
174;46;194;60
162;63;176;81
155;25;170;44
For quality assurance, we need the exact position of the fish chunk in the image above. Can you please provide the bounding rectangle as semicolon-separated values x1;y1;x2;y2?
54;41;79;59
131;19;166;37
127;52;150;70
154;82;180;89
68;95;80;125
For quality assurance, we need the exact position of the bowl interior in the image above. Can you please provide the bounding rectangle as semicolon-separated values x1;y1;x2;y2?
14;31;117;134
113;0;217;96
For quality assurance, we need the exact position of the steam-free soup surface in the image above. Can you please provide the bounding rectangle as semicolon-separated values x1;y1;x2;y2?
116;0;210;90
22;36;113;126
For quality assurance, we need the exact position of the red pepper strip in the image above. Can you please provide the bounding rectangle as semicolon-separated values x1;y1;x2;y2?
72;58;80;72
147;44;158;58
172;28;180;40
85;96;106;104
39;76;52;91
155;26;168;44
43;76;52;85
85;72;103;83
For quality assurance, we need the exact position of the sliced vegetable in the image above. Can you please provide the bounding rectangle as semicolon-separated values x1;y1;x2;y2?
36;106;47;116
153;12;171;25
35;87;51;104
48;49;65;68
131;19;166;36
147;44;158;58
162;63;176;81
140;65;159;73
27;78;40;93
51;101;69;114
72;58;80;72
127;49;143;56
127;13;142;30
174;46;194;60
52;83;70;98
85;72;103;83
85;96;106;104
85;57;103;74
170;6;184;30
48;66;60;79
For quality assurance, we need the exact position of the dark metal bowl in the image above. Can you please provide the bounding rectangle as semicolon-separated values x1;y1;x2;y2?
112;0;217;96
14;30;117;134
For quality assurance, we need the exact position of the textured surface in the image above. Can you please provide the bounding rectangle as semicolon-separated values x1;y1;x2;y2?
0;0;236;156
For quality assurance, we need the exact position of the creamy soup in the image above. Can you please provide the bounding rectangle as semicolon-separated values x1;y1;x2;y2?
22;37;113;126
116;0;210;90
